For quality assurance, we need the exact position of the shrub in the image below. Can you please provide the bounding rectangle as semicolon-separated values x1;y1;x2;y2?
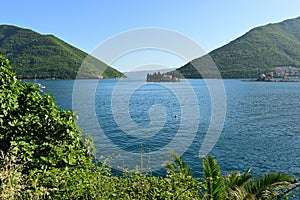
0;55;93;172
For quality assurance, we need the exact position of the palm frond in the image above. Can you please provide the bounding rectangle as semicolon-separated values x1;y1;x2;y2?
202;156;226;199
245;172;297;198
203;156;221;180
168;150;192;176
228;186;252;200
225;167;252;189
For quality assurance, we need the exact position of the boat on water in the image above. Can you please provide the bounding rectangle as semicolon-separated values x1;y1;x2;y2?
34;82;46;89
34;74;46;89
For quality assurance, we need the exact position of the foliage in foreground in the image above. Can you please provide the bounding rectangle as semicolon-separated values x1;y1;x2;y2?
1;150;299;199
0;55;299;199
0;55;93;172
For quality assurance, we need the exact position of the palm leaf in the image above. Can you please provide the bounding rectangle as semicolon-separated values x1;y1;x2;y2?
228;186;252;200
167;150;192;176
225;167;252;189
244;172;297;198
202;156;226;199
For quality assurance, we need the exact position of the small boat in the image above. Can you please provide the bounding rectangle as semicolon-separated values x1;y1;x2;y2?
35;82;46;89
34;74;46;89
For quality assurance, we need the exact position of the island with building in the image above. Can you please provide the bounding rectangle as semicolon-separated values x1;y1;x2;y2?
146;71;180;82
245;71;298;82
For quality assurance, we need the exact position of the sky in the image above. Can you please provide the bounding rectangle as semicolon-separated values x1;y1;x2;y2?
1;0;300;72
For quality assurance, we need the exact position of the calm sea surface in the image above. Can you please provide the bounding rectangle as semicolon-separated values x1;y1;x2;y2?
41;78;300;178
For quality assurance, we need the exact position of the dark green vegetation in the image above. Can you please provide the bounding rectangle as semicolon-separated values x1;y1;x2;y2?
1;56;299;199
178;16;300;78
0;25;124;79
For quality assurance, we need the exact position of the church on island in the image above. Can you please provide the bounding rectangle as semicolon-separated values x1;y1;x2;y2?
146;71;180;82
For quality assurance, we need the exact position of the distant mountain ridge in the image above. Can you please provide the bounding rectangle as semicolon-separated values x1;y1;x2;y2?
177;16;300;78
0;25;124;79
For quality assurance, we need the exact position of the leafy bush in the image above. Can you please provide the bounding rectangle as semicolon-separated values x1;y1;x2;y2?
0;55;93;172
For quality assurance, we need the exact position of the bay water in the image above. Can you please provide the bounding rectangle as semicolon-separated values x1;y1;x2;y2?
41;78;300;178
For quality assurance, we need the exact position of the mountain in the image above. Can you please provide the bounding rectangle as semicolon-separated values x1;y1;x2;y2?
0;25;124;79
177;16;300;78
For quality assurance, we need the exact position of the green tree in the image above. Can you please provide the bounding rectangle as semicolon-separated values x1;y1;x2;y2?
0;55;93;172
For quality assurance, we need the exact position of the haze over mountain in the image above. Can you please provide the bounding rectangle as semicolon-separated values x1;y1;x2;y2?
177;16;300;78
0;25;124;79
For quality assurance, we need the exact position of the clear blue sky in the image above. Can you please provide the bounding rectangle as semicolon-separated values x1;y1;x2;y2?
1;0;300;71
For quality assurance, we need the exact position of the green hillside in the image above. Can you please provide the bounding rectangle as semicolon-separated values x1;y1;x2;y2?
0;25;124;79
178;16;300;78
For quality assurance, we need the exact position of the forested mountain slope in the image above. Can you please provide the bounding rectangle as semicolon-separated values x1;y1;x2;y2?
0;25;124;79
178;17;300;78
